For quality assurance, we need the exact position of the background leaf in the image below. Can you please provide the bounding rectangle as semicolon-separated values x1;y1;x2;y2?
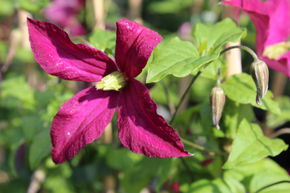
29;129;50;169
224;120;288;169
89;29;116;55
193;18;246;55
222;73;280;114
226;159;290;193
267;96;290;129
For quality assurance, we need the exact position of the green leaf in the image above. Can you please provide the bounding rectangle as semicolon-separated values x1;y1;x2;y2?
43;175;74;193
29;130;50;169
106;147;135;171
222;73;280;114
200;59;224;79
0;76;35;110
121;158;173;193
146;37;218;83
193;18;246;55
20;115;44;140
223;100;255;138
18;0;49;13
226;159;290;193
223;120;288;169
148;0;193;14
149;77;179;106
250;172;290;193
89;29;116;55
267;96;290;129
181;178;245;193
0;0;14;16
146;19;244;83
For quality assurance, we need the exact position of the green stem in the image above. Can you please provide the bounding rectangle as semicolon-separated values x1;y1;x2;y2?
181;138;222;156
220;45;259;61
161;81;175;115
254;180;290;193
169;71;201;125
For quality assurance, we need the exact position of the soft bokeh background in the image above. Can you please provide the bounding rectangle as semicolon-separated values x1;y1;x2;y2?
0;0;289;193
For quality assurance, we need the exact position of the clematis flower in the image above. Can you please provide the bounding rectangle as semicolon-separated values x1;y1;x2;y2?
27;18;190;164
44;0;86;36
222;0;290;77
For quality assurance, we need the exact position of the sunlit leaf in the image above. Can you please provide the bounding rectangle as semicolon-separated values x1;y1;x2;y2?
267;96;290;129
226;159;290;193
223;120;288;169
146;37;218;83
222;100;255;138
181;177;245;193
89;29;116;55
193;18;246;55
222;73;280;114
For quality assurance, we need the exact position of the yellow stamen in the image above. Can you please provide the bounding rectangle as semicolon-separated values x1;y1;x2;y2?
95;71;126;91
263;42;290;59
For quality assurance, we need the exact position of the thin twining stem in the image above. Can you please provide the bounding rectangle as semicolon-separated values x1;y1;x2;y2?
181;138;222;156
254;180;290;193
270;128;290;138
220;45;259;61
161;81;175;115
169;71;201;125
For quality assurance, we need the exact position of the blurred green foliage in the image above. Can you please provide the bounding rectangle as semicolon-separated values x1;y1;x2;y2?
0;0;290;193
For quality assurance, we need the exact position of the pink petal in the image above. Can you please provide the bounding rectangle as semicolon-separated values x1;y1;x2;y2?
263;52;290;77
68;20;87;36
44;0;86;36
51;87;117;164
222;0;290;77
115;18;162;78
27;18;116;82
117;79;190;158
44;0;85;25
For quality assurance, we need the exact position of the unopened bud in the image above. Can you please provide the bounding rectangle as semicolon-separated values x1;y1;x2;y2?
211;86;226;129
251;60;269;105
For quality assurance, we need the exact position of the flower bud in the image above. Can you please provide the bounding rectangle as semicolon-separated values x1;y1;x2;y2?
211;85;226;130
251;59;269;105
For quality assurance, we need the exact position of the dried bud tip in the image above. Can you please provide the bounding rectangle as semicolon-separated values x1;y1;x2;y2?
211;86;226;130
251;59;269;105
256;97;262;105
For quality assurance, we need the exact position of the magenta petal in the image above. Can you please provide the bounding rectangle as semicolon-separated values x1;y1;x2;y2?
44;0;86;36
27;18;116;82
51;87;117;164
222;0;290;77
115;18;162;78
68;20;87;36
117;79;190;158
44;0;85;26
263;52;290;77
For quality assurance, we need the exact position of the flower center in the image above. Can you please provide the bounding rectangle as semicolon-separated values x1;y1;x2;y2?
95;71;126;91
263;41;290;59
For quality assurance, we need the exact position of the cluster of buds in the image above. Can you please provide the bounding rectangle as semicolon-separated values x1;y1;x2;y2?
210;75;225;130
210;45;270;129
251;59;269;105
